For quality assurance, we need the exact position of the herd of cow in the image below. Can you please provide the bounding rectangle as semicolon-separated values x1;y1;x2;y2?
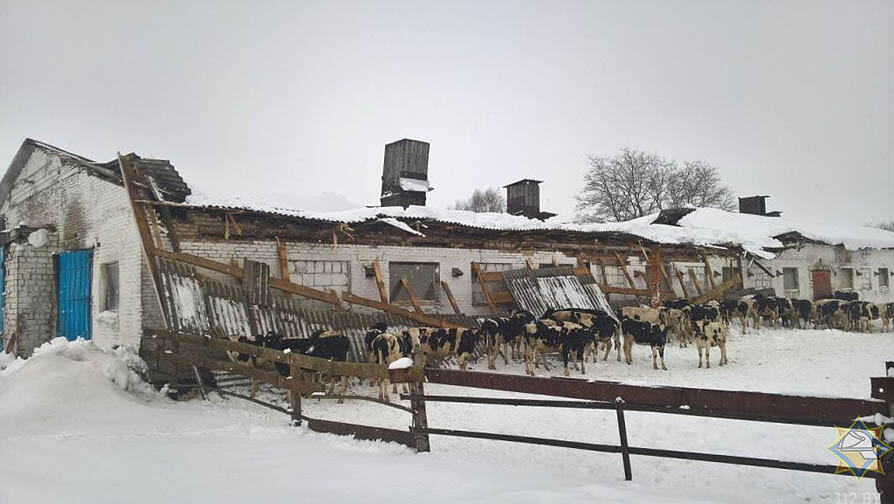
228;291;893;402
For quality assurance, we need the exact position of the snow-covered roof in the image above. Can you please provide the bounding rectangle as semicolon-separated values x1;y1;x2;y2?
183;192;894;259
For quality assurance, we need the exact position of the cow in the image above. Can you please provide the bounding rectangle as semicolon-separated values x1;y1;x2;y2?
662;307;692;348
774;297;796;328
543;309;620;362
664;299;691;310
522;320;565;375
364;322;389;361
620;316;669;370
620;306;665;325
696;320;728;369
737;294;777;331
883;303;894;332
558;323;594;376
834;290;859;302
793;299;816;329
505;310;536;361
479;317;509;370
417;327;480;370
718;298;739;326
265;329;351;399
816;299;846;329
686;303;721;340
371;331;410;401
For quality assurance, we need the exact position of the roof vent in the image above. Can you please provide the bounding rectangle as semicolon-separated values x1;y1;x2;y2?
504;179;556;220
739;195;781;217
380;139;432;208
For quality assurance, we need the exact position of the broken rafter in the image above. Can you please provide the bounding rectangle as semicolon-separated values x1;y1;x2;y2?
400;278;424;313
613;252;636;289
471;262;497;315
440;281;462;315
702;251;717;290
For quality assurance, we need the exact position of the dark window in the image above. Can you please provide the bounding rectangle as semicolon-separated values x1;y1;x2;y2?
722;267;735;284
389;262;438;302
102;262;119;312
782;267;799;291
880;268;889;288
839;268;854;290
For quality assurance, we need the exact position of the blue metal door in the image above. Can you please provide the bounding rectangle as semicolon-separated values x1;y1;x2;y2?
57;249;93;341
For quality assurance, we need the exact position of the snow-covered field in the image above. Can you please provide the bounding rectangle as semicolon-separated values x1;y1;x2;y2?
1;328;891;503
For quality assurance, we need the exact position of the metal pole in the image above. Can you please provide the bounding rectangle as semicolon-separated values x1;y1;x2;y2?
615;398;632;481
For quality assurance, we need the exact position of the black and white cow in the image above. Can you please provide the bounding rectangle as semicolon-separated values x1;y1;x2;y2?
816;299;846;329
695;320;728;369
774;297;796;328
370;331;410;401
621;316;669;370
417;327;480;370
834;290;859;302
793;299;816;329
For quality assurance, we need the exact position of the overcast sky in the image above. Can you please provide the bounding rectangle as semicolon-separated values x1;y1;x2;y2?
1;0;891;226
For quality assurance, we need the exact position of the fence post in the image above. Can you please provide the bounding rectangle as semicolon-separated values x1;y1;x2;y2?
615;397;633;481
288;364;302;426
875;363;894;504
409;377;431;453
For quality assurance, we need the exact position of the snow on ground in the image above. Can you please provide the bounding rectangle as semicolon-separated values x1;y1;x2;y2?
1;329;891;503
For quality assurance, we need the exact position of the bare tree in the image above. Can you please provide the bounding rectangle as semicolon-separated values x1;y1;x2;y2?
453;187;506;213
869;221;894;232
575;149;736;223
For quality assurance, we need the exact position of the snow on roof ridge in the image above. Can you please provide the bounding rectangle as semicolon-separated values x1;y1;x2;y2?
183;192;894;257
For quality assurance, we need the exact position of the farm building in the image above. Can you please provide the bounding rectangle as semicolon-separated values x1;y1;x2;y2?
1;138;893;359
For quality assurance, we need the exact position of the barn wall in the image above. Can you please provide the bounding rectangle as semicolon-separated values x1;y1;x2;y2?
176;239;593;314
0;147;146;353
757;244;894;302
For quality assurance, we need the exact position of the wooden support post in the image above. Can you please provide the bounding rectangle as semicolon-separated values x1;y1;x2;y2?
659;262;676;300
688;268;704;296
525;258;535;270
289;364;302;426
615;398;632;481
400;278;424;313
471;262;497;315
440;281;462;315
276;237;290;282
409;379;430;453
598;259;610;302
649;247;662;307
873;365;894;503
614;252;636;289
702;251;717;290
736;254;745;289
372;260;389;304
673;264;691;299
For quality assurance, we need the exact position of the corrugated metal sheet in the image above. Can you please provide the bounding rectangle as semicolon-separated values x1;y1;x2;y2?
57;249;93;341
501;266;615;319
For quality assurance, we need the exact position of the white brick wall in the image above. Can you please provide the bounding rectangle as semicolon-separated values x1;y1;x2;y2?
1;147;146;353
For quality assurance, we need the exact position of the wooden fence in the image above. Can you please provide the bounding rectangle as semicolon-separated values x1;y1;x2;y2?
405;366;894;502
150;328;432;451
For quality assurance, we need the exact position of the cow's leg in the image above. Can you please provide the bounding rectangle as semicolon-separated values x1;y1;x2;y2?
658;345;667;370
541;350;551;371
525;346;536;376
650;346;658;370
602;339;611;361
697;344;703;368
502;340;511;365
458;353;470;371
705;343;711;369
720;340;728;366
562;348;570;377
624;337;632;365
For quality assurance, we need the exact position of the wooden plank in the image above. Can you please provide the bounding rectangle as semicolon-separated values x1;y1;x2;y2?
152;248;340;306
490;291;515;304
702;251;717;290
341;292;465;329
598;285;653;296
650;246;662;307
673;264;690;298
440;281;462;315
478;271;504;282
163;352;324;395
658;262;676;300
688;268;704;296
372;260;389;303
572;266;590;276
613;253;636;289
598;259;610;302
276;237;291;300
525;258;535;270
471;262;497;315
144;202;164;249
400;278;424;313
692;273;741;304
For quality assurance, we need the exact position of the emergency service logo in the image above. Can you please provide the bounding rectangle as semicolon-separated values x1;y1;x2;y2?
827;419;892;479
